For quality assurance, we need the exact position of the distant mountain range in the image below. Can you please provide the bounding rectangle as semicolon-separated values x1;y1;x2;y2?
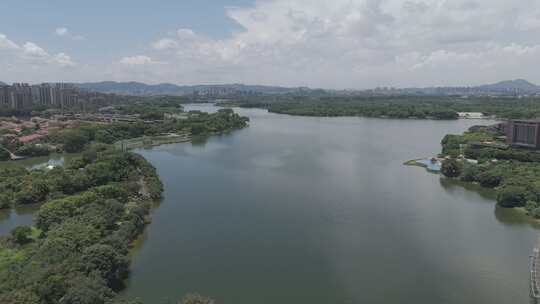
75;81;303;96
362;79;540;96
1;79;538;96
75;79;540;96
478;79;539;92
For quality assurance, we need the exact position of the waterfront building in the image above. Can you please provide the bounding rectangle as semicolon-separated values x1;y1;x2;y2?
506;120;540;149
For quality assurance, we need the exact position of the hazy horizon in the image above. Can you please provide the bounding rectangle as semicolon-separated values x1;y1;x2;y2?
0;78;537;91
1;0;540;89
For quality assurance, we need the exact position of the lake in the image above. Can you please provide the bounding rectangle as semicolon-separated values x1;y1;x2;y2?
122;104;537;304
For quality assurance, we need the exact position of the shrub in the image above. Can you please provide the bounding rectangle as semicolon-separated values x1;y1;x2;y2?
441;159;462;178
460;164;480;182
10;225;32;245
477;171;502;188
497;186;527;208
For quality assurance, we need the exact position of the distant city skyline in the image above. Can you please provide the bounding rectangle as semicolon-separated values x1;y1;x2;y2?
1;0;540;89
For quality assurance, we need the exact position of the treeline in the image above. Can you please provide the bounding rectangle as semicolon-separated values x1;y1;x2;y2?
0;144;164;303
47;108;248;153
440;127;540;217
267;101;459;119
0;144;162;209
225;95;540;119
0;108;249;159
106;99;185;121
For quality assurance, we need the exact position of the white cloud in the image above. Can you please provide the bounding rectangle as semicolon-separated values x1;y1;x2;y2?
140;0;540;88
22;42;49;59
54;53;75;67
54;26;85;41
55;27;68;36
5;1;540;87
152;38;179;50
0;33;76;72
0;34;20;50
119;55;165;65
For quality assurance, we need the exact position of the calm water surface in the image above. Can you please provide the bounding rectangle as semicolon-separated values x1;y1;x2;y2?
124;104;537;304
0;105;535;303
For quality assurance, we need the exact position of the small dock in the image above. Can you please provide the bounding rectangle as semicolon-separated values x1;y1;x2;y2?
530;235;540;302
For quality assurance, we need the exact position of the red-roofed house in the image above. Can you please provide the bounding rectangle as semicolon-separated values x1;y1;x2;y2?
18;133;45;143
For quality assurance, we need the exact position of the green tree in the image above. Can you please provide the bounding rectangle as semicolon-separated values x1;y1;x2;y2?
59;275;113;304
441;159;462;178
460;164;480;182
60;129;90;153
15;179;50;205
80;244;129;288
37;274;67;304
0;145;10;161
10;225;32;245
497;186;527;208
477;171;502;188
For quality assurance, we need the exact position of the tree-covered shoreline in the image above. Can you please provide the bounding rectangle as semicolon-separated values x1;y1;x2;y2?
438;126;540;219
0;107;249;303
0;106;249;161
221;95;540;120
0;145;162;303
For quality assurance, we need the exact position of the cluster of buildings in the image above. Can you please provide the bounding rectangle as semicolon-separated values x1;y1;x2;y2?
0;116;80;145
479;120;540;150
0;83;121;110
192;87;263;97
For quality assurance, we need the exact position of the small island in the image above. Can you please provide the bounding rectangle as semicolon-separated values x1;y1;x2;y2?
414;120;540;219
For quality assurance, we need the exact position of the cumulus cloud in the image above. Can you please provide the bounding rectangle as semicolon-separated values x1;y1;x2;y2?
119;55;165;65
0;33;76;69
5;1;540;87
54;53;75;67
0;34;20;50
22;42;49;59
140;0;540;88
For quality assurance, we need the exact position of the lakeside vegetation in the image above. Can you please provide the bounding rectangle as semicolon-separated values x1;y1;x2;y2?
0;145;162;303
0;104;249;303
222;95;540;119
0;106;249;161
46;108;248;153
439;126;540;217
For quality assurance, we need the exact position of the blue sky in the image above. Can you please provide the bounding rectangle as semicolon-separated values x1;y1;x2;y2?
0;0;253;64
1;0;540;88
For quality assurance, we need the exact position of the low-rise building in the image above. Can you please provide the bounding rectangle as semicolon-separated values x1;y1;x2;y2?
458;112;485;119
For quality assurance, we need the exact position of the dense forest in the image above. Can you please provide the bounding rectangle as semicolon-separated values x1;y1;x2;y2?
439;126;540;217
223;96;540;119
0;106;249;303
0;145;163;303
